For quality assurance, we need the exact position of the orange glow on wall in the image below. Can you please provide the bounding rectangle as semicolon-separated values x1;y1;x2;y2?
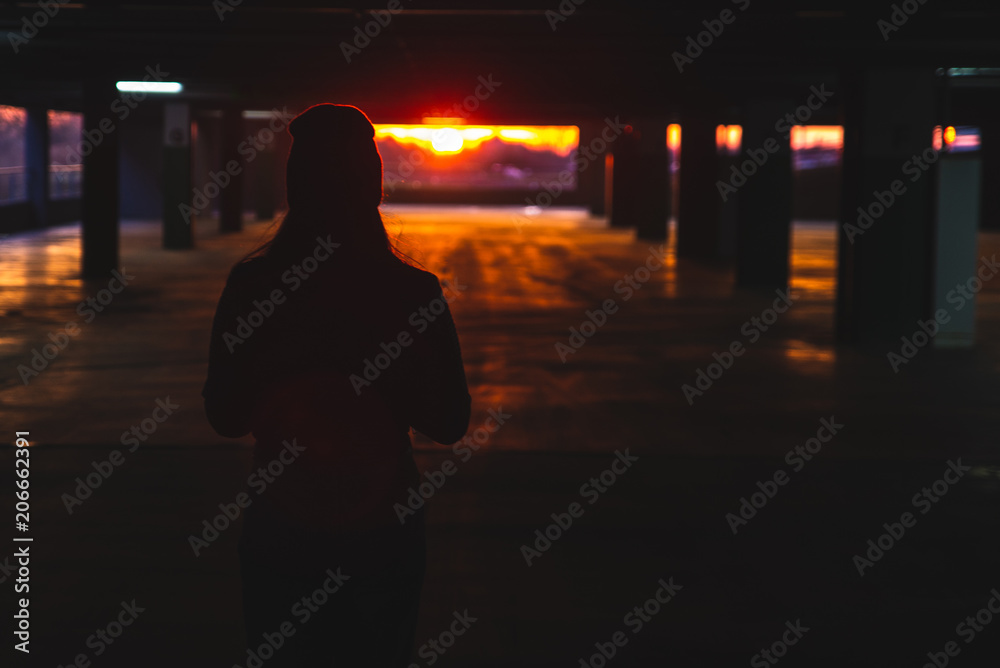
790;125;843;151
374;124;579;157
933;125;980;153
727;126;742;152
715;124;742;153
704;124;844;152
667;124;681;151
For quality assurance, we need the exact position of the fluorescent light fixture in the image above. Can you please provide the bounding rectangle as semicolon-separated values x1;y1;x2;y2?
937;67;1000;78
242;110;280;119
116;81;183;93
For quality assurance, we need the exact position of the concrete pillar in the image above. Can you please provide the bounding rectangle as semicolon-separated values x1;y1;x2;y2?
82;78;120;279
577;121;606;216
608;123;638;228
219;106;245;233
25;107;49;229
980;118;1000;230
933;148;981;347
633;119;669;241
736;99;793;289
676;113;721;259
163;102;194;249
835;68;938;345
717;141;740;259
607;118;669;239
191;115;217;221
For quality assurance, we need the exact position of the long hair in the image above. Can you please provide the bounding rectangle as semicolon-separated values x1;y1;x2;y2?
239;104;415;268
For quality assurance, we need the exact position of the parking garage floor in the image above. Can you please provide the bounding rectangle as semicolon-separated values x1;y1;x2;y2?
2;206;1000;666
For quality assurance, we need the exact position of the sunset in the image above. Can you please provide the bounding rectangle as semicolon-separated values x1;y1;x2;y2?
2;3;999;667
375;123;580;156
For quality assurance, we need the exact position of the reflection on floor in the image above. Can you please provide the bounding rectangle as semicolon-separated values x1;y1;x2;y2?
2;207;1000;665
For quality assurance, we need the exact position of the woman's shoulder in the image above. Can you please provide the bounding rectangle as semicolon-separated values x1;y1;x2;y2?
221;257;276;297
393;261;448;297
396;261;440;284
226;253;444;300
232;255;268;271
228;256;270;280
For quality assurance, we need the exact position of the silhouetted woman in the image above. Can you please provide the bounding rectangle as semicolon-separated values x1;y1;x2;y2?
202;104;471;667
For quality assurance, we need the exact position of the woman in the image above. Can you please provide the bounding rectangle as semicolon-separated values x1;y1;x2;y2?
202;103;471;666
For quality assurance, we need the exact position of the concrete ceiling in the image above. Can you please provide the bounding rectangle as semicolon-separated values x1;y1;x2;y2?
2;2;999;120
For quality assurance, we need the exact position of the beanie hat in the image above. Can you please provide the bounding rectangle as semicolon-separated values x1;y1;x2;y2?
285;104;383;211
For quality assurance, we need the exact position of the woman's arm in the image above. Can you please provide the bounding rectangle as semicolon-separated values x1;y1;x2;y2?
389;274;472;444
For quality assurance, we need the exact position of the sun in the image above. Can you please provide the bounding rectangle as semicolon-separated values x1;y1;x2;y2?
430;128;464;153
